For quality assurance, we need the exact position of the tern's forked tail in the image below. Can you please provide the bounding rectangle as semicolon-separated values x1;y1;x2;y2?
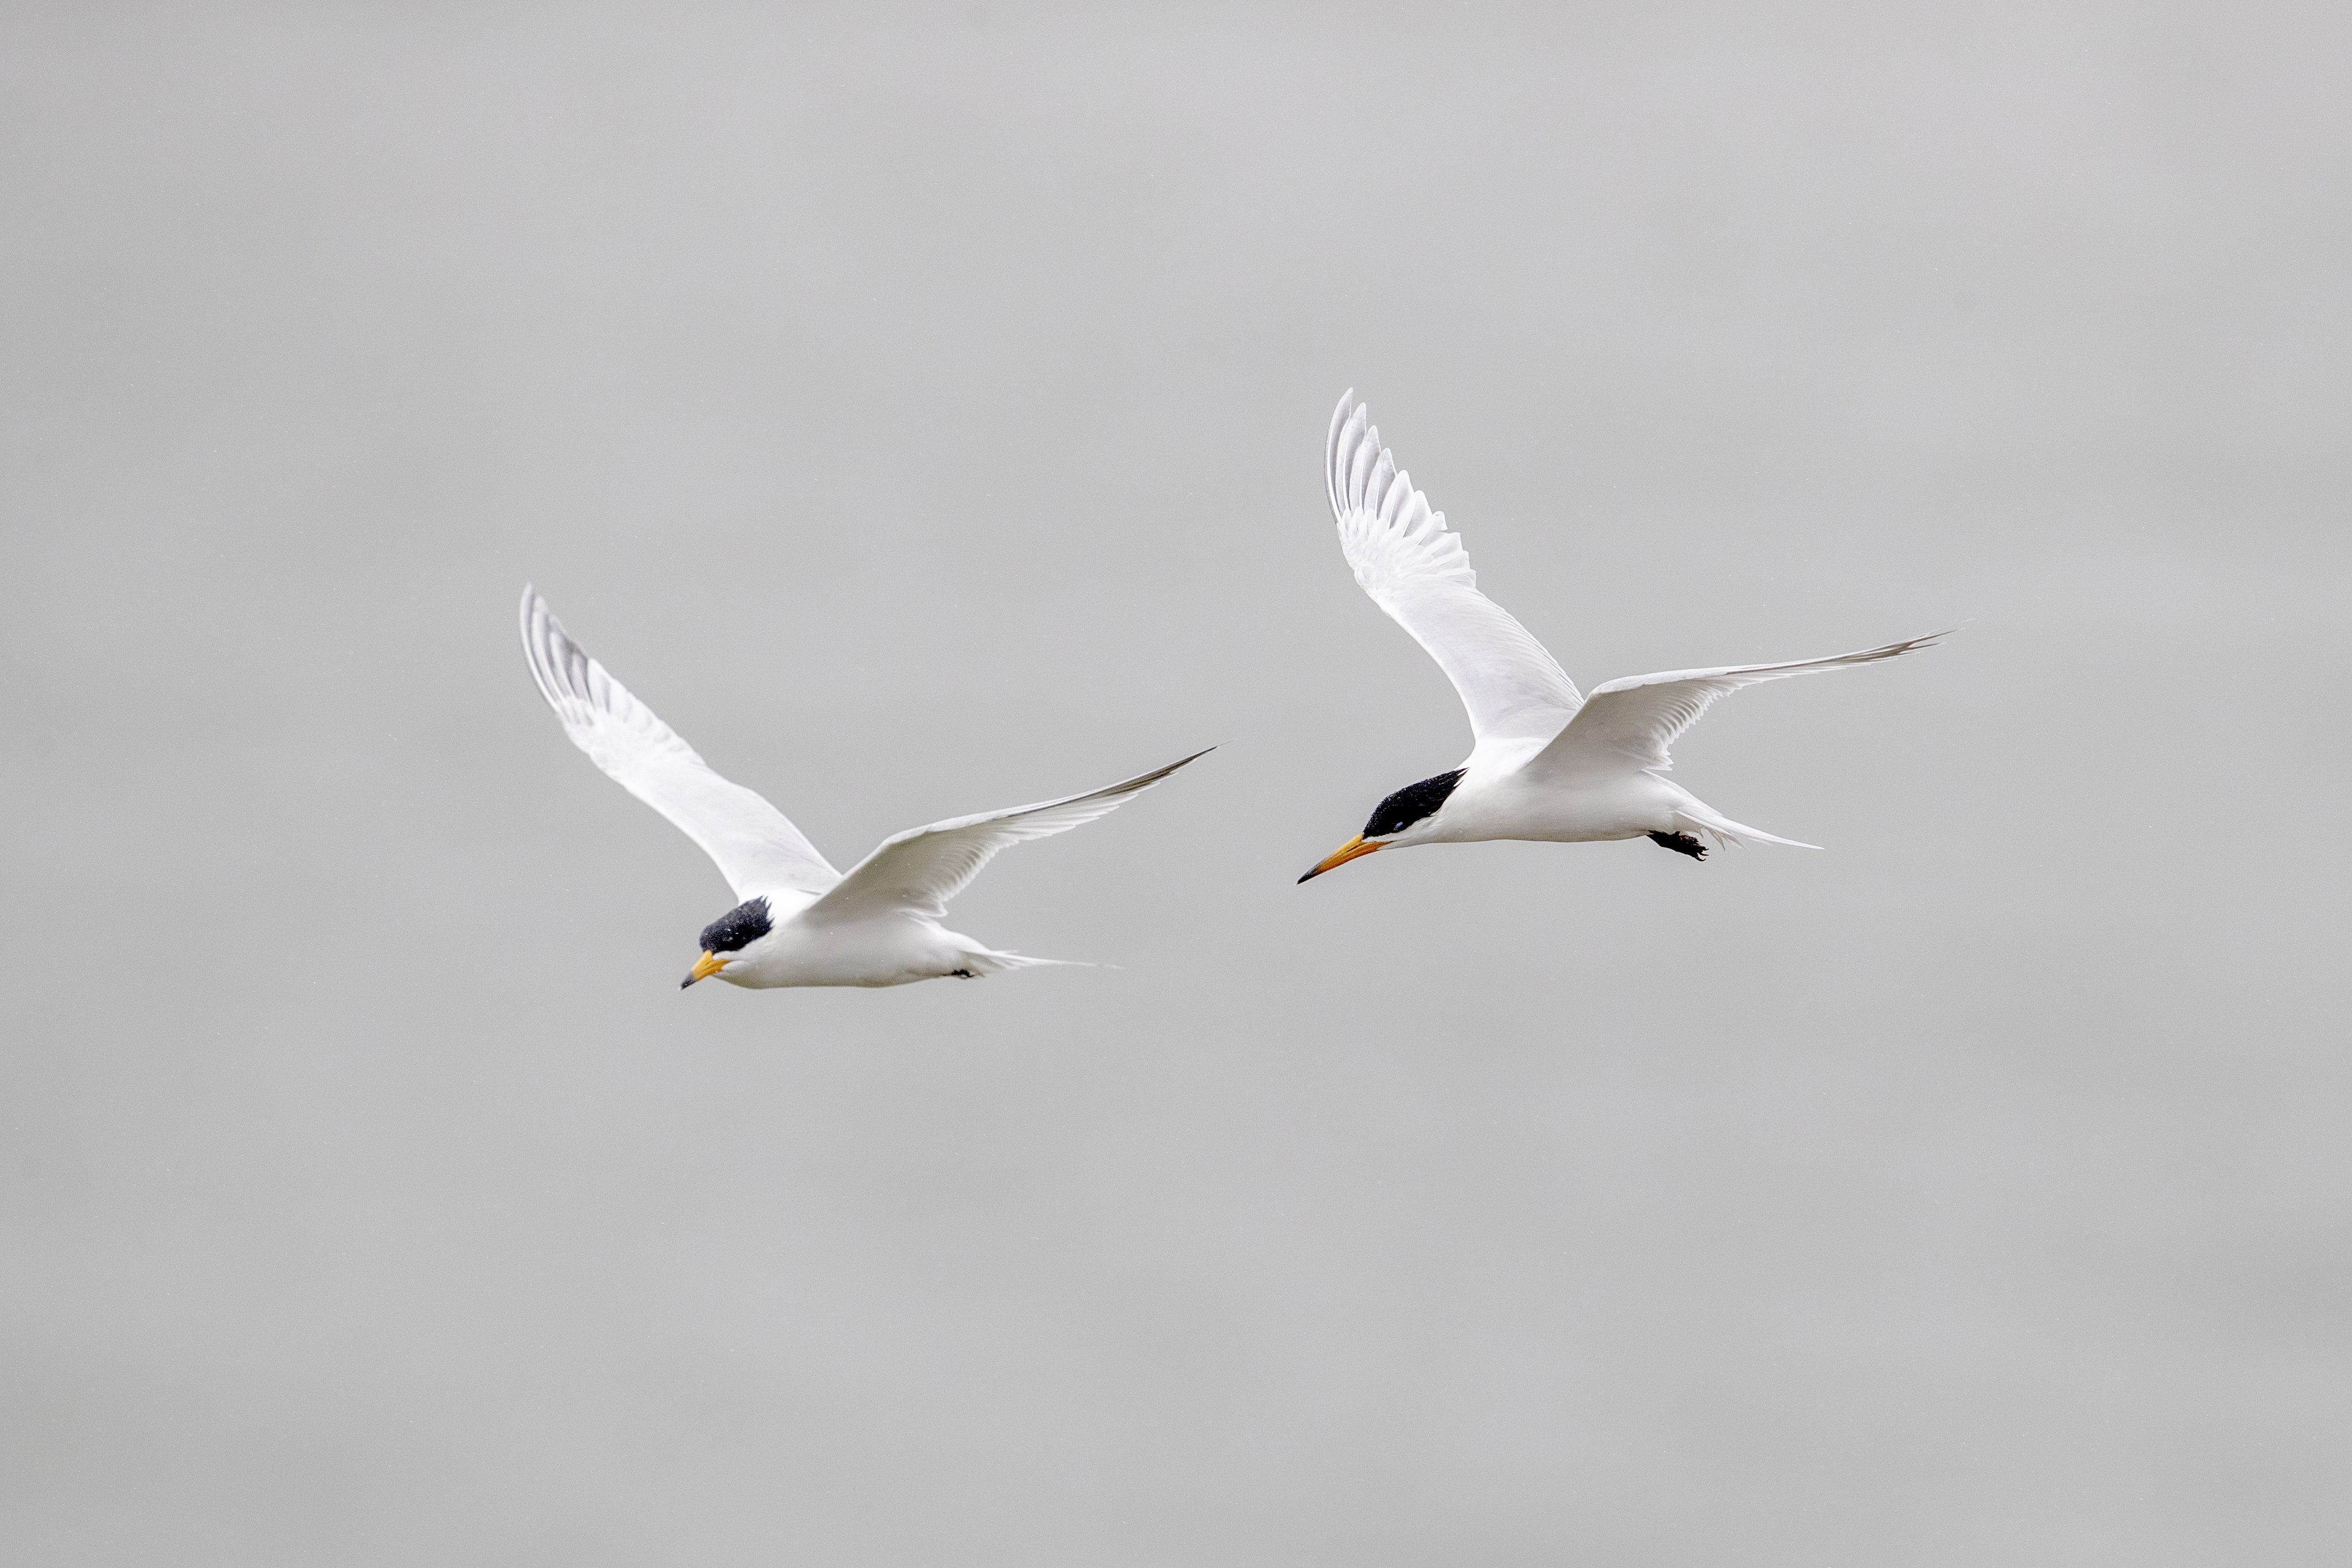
1675;800;1822;851
952;948;1093;977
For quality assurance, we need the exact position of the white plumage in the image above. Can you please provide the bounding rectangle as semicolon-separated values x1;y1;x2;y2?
521;587;1206;988
1301;392;1944;881
1327;397;1585;751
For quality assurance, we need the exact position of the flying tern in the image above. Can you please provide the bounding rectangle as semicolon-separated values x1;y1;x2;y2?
520;586;1206;987
1299;392;1943;883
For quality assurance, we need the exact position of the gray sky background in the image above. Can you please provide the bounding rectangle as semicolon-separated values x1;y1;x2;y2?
4;3;2347;1563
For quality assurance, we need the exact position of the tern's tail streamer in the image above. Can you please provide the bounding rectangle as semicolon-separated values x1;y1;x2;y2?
1674;801;1822;851
955;948;1092;976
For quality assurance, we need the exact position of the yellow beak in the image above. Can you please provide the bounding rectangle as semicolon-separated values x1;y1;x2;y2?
1298;834;1385;883
681;951;729;989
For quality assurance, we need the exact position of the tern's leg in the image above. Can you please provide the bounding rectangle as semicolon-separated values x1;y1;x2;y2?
1647;830;1708;860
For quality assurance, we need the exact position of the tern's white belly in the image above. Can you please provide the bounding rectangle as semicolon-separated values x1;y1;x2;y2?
722;916;980;989
1438;769;1695;844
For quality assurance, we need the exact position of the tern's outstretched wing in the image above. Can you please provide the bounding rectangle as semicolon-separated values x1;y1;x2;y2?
518;586;841;899
1527;634;1946;781
1326;391;1584;750
803;750;1210;925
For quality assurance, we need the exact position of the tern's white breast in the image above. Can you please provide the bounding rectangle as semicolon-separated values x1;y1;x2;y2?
1434;764;1694;845
724;912;973;989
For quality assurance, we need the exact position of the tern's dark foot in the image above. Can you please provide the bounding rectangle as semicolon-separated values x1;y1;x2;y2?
1648;830;1708;860
948;968;976;979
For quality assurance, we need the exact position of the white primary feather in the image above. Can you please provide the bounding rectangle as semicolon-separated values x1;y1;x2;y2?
804;750;1213;924
1326;391;1584;748
1529;633;1948;781
518;586;841;900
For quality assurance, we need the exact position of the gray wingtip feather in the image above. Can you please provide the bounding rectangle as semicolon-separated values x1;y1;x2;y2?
1030;747;1217;818
1327;390;1363;517
518;583;571;715
1098;745;1216;799
1855;629;1954;660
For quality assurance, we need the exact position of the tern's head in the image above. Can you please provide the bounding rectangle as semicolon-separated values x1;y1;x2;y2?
681;895;774;988
1297;768;1466;882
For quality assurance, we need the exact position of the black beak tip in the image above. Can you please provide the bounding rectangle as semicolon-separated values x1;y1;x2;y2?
680;975;697;990
1296;867;1319;885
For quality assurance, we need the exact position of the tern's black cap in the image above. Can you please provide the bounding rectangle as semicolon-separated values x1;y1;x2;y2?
1363;769;1465;838
698;896;774;955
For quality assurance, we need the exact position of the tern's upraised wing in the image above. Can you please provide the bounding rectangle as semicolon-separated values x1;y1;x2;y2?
1527;634;1946;781
803;750;1210;925
1327;391;1584;751
519;586;841;900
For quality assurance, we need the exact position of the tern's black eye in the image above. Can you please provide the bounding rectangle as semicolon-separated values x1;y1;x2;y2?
698;896;773;954
1363;769;1465;838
